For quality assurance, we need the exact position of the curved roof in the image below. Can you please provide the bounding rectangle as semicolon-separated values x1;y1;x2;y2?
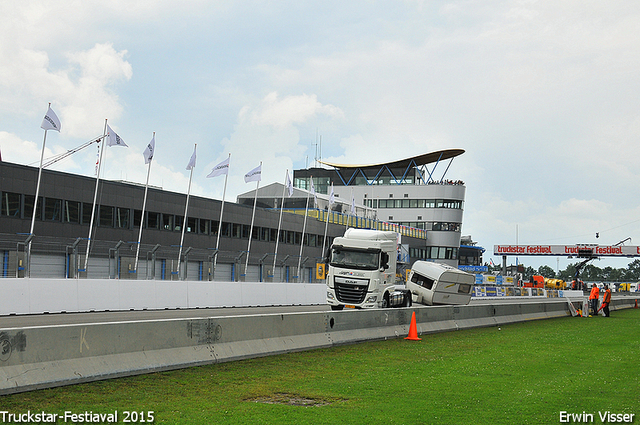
318;149;464;170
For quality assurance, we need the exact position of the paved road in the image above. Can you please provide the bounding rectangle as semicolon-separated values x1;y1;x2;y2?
0;305;331;329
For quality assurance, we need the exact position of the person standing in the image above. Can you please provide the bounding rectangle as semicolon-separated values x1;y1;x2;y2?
601;284;612;317
589;284;600;316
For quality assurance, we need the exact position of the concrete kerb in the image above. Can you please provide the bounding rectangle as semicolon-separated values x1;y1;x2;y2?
4;298;637;395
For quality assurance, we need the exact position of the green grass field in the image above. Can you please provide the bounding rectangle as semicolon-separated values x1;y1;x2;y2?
2;308;639;424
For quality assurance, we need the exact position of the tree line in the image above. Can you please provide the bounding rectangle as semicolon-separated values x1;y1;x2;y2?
487;259;640;283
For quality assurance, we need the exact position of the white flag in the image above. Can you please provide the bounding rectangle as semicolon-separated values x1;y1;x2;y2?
285;171;293;197
207;157;230;178
350;193;356;215
143;135;155;164
244;164;262;183
186;145;197;170
41;106;61;132
310;178;317;208
106;124;128;147
329;183;335;206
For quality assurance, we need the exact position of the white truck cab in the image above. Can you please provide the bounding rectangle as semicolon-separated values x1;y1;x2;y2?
325;228;411;310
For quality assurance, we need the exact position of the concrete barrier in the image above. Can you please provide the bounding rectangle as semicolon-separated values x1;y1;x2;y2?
0;278;326;315
1;295;636;395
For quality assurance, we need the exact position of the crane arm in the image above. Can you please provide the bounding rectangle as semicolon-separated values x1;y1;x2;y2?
41;135;104;169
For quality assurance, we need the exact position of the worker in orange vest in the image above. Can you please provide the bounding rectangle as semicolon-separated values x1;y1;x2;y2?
588;284;600;316
600;284;612;317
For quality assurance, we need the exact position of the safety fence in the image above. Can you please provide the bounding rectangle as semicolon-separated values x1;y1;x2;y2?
281;208;428;239
0;233;324;283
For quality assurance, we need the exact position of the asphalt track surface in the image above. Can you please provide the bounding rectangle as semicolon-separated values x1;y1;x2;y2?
0;305;331;329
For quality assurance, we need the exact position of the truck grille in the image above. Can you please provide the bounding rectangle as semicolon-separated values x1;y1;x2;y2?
334;278;369;304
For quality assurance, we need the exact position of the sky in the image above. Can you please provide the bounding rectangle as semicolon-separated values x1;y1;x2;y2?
2;0;640;273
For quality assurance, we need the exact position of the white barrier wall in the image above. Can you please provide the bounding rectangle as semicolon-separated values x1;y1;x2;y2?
0;278;326;315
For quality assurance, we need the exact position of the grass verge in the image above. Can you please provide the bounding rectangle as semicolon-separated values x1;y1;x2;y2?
2;308;639;424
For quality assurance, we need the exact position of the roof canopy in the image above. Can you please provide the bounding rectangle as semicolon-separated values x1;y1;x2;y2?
319;149;465;170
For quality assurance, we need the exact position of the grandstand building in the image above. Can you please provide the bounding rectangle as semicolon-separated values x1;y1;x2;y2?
292;150;466;267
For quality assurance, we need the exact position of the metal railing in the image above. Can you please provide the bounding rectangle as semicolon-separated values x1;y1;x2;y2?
0;233;324;283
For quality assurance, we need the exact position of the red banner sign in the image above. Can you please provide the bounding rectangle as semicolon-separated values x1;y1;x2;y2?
493;244;640;257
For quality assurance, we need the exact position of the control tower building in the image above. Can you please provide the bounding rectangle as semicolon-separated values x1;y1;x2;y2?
293;149;466;267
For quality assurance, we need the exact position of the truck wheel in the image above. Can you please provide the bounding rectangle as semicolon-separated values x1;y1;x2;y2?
404;293;412;307
331;305;344;311
382;294;390;309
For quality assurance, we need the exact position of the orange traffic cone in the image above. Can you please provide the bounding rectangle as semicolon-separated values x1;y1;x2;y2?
405;311;421;341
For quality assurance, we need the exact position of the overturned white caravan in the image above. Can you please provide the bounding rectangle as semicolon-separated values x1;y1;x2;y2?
406;261;475;306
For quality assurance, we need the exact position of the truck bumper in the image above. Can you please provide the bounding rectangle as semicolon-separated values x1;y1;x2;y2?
326;289;378;308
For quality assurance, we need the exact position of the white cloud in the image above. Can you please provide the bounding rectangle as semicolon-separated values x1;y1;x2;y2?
0;131;75;169
205;92;345;201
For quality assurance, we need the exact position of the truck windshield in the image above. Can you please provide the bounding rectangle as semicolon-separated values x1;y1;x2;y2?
330;248;380;270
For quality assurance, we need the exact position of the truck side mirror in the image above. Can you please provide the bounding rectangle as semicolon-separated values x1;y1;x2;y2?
381;252;389;270
324;248;331;264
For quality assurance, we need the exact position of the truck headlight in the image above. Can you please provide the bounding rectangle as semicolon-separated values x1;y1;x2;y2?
327;292;335;300
366;295;377;303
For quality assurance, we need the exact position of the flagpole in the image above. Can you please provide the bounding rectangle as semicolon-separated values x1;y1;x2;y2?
346;188;353;230
177;143;196;279
83;119;108;272
322;209;330;257
272;170;288;280
245;161;261;278
134;132;154;275
213;153;231;275
321;183;334;259
30;105;50;237
28;107;52;274
296;176;312;280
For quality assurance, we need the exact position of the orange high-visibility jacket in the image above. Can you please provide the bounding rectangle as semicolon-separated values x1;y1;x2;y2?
589;286;600;300
603;289;611;304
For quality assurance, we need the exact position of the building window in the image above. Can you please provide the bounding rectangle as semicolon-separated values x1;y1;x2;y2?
221;222;231;237
199;219;210;235
162;214;174;231
147;212;160;229
99;205;114;227
426;246;458;260
64;200;80;223
133;210;142;228
1;192;21;217
43;198;62;221
233;223;242;238
116;207;130;228
23;195;42;221
186;217;197;233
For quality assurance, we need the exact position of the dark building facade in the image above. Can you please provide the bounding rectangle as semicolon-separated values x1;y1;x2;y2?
0;161;427;281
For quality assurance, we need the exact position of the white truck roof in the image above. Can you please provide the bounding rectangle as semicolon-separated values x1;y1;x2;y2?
342;228;398;242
